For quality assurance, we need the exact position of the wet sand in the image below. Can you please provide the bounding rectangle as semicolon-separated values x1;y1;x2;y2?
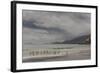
22;45;90;62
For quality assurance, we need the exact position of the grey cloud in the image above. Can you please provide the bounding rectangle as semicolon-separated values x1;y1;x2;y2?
22;10;91;45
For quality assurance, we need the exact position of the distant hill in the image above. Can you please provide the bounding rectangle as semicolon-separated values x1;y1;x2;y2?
52;35;90;44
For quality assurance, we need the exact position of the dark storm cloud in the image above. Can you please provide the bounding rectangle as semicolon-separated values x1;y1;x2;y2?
23;20;67;33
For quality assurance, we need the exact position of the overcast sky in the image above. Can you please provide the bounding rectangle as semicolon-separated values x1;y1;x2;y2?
22;10;91;45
